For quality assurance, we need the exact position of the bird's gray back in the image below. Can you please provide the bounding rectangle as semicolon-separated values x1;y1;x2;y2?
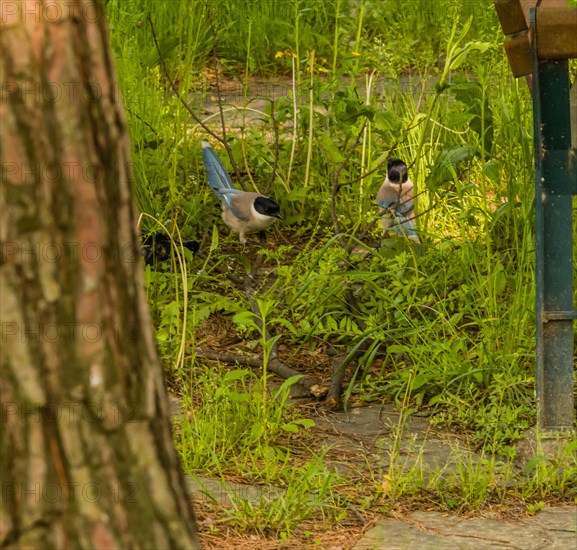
228;192;264;220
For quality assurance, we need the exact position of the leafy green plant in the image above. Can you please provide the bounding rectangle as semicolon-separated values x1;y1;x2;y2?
176;366;316;481
225;452;340;536
521;439;577;500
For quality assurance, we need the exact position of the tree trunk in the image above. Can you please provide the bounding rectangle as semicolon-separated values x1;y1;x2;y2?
0;1;200;547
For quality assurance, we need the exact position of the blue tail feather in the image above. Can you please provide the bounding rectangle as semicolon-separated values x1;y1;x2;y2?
201;142;235;200
392;214;419;241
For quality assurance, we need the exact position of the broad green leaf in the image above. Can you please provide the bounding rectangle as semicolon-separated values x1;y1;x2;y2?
282;423;300;433
223;369;250;382
210;224;219;252
319;134;345;164
233;310;257;328
291;418;316;428
427;145;476;190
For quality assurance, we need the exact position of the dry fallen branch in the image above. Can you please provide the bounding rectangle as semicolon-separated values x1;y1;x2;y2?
325;288;370;410
325;340;370;410
195;350;262;368
195;350;326;398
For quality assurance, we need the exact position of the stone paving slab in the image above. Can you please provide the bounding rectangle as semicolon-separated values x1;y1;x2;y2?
354;507;576;550
186;474;284;506
314;403;481;476
175;398;575;549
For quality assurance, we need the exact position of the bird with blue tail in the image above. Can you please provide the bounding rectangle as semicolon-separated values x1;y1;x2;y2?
376;158;420;243
201;142;282;245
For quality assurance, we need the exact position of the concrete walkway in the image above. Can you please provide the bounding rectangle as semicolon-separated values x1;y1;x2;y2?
172;396;576;549
354;507;576;549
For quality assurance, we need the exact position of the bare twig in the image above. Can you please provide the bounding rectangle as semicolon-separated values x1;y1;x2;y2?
335;157;388;188
148;13;247;192
325;122;376;405
327;116;416;406
147;14;222;145
126;108;160;137
204;6;244;187
335;110;429;190
325;340;370;410
325;288;369;410
264;99;280;195
330;119;367;247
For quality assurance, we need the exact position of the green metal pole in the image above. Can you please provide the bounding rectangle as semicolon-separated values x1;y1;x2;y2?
531;10;576;432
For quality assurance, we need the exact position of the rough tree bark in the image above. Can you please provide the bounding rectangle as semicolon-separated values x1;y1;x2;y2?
0;1;200;548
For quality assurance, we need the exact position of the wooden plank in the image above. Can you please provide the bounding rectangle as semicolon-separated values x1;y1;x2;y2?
493;0;535;78
536;8;577;59
494;0;529;34
504;32;533;76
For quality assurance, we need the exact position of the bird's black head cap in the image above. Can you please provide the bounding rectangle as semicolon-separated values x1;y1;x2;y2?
387;158;408;184
254;196;282;219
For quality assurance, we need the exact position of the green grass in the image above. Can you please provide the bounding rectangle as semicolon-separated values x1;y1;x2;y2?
106;0;577;538
176;366;313;479
175;365;340;535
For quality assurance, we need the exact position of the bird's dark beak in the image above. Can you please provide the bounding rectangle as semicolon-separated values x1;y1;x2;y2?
272;212;283;220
